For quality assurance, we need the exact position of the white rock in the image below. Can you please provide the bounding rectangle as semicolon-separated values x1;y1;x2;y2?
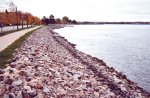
73;74;81;81
120;85;127;92
56;87;67;95
24;57;29;61
24;85;31;91
3;66;11;72
81;85;88;91
43;85;50;93
55;71;60;78
76;71;83;76
113;76;122;84
82;80;91;83
27;89;37;97
12;80;23;86
94;92;99;97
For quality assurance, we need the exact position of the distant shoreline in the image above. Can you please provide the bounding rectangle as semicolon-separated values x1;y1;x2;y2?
79;22;150;25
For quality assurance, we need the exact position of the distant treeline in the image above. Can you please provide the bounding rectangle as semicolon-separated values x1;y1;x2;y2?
42;14;78;25
41;14;150;25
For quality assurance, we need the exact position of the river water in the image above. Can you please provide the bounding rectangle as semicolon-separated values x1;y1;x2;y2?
54;24;150;92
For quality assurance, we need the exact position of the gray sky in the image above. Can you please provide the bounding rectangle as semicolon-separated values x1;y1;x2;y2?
8;0;150;21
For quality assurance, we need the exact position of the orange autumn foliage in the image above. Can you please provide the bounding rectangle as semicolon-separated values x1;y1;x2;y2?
0;11;41;26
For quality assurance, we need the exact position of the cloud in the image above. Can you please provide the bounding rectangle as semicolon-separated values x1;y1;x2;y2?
13;0;150;21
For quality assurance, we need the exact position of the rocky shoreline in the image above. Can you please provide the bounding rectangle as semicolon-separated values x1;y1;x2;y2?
0;25;150;98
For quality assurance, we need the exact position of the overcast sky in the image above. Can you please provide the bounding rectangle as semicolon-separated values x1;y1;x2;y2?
9;0;150;21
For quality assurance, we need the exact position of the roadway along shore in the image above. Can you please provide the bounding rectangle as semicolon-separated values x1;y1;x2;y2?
0;26;41;52
0;26;150;97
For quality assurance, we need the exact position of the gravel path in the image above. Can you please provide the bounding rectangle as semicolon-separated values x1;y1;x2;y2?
0;26;149;98
0;26;41;52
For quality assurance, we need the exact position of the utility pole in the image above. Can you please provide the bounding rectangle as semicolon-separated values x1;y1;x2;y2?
16;7;18;30
21;15;23;29
26;13;28;28
0;16;3;33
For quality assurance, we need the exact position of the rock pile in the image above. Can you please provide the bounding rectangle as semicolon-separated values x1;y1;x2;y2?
0;26;150;98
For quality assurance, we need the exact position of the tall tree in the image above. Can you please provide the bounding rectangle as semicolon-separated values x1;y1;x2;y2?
62;16;69;24
56;18;61;24
49;14;56;24
49;14;54;19
72;20;78;24
42;16;49;25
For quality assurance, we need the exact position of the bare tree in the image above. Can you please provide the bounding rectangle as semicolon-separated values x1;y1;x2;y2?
0;0;16;13
0;0;5;12
8;0;18;29
8;0;16;12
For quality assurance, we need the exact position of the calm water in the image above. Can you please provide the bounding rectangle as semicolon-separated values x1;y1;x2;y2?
55;24;150;92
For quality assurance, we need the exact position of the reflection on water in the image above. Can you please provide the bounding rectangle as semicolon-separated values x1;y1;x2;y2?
55;24;150;92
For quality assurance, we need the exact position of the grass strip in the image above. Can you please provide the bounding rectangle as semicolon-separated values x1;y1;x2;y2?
0;27;42;68
0;26;35;37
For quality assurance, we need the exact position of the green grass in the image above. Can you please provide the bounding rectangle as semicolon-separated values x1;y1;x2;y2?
0;26;42;68
0;26;34;37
